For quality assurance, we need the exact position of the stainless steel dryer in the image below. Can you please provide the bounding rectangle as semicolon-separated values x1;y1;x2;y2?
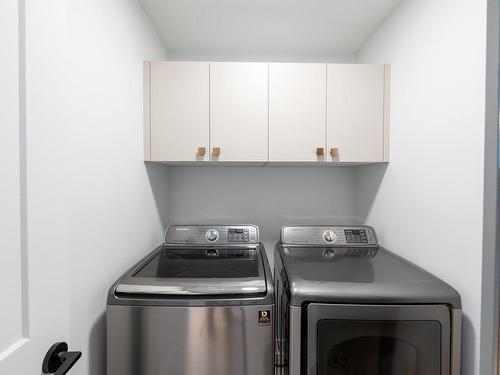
107;225;274;375
274;225;462;375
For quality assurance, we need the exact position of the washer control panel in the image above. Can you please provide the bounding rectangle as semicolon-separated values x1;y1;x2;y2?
227;228;250;242
281;226;378;246
165;225;259;245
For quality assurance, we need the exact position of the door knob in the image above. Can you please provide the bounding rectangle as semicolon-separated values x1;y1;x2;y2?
42;342;81;375
330;148;339;157
197;147;206;156
316;148;324;156
212;147;221;157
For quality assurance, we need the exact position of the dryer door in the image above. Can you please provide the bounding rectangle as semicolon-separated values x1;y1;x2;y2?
306;304;451;375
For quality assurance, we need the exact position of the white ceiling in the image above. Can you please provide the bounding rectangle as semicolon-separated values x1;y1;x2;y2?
139;0;402;61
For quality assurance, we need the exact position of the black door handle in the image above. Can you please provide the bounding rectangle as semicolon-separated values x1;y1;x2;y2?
42;342;82;375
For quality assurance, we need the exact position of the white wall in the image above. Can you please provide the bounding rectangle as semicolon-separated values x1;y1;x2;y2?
356;1;488;374
65;2;168;374
24;1;169;374
167;166;359;262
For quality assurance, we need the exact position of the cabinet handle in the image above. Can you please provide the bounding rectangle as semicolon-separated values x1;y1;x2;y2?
212;147;221;157
316;148;324;156
197;147;206;156
330;148;339;157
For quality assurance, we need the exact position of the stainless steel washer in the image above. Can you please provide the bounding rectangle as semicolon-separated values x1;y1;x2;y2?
107;225;274;375
274;225;462;375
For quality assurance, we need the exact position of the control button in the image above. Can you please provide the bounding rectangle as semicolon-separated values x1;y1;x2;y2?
205;229;219;242
322;230;337;243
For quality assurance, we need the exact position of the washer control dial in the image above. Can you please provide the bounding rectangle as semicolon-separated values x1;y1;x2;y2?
205;229;219;242
322;229;337;243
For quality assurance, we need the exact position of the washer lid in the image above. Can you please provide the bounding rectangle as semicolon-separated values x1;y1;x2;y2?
277;245;461;308
115;246;267;296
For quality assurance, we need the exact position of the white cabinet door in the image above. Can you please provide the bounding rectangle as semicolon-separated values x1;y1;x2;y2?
327;64;387;162
210;62;268;162
269;63;327;162
150;61;209;162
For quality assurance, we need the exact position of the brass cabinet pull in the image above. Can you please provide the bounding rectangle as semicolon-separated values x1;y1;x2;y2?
212;147;221;157
197;147;206;156
316;147;324;156
330;148;339;157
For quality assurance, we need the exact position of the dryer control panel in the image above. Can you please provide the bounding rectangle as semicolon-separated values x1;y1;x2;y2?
165;225;259;245
281;226;378;246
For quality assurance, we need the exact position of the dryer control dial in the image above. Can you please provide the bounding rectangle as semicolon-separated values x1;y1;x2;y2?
322;230;337;243
205;229;219;242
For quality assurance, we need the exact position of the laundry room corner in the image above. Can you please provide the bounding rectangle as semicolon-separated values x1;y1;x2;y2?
3;0;500;374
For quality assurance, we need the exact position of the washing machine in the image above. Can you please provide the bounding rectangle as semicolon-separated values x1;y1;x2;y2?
274;225;461;375
107;224;274;375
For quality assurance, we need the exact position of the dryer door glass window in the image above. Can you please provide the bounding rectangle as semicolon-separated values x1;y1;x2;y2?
316;320;441;375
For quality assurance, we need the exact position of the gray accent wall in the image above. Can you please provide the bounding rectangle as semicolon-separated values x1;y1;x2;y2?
166;166;359;262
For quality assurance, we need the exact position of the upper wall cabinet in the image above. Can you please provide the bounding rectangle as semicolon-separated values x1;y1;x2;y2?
144;61;390;165
327;64;389;163
147;61;209;162
269;63;327;162
210;62;268;162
